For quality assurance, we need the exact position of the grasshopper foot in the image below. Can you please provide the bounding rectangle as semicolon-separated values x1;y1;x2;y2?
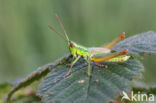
66;63;71;67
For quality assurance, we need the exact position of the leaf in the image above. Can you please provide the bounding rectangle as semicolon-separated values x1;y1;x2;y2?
6;54;71;102
6;65;51;102
9;93;42;103
38;57;144;103
113;31;156;55
132;80;156;95
0;83;13;103
109;81;156;103
7;87;42;103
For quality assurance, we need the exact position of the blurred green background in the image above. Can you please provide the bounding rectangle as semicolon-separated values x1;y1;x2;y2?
0;0;156;84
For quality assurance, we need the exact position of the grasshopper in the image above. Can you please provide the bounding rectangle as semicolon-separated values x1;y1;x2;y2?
49;14;130;77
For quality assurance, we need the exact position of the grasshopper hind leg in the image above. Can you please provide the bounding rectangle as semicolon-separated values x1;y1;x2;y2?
103;32;125;49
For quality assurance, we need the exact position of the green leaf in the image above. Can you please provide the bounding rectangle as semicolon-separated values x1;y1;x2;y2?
132;80;156;95
6;54;71;102
0;84;42;103
6;65;51;102
6;87;42;103
113;31;156;55
0;83;13;103
38;58;143;103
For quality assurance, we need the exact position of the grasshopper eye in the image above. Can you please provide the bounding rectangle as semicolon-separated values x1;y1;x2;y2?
70;43;75;48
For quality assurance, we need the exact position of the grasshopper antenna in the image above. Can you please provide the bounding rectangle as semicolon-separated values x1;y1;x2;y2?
48;25;68;42
55;14;70;41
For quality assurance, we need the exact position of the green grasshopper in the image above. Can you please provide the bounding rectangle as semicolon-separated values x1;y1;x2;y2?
49;14;130;77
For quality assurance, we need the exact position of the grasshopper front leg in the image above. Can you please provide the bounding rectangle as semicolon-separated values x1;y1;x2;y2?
65;55;81;77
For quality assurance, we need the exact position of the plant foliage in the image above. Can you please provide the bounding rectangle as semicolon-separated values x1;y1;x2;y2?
38;58;143;103
5;31;156;103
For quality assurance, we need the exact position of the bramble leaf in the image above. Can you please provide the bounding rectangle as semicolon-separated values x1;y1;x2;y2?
0;83;13;103
113;31;156;55
38;58;143;103
6;66;50;102
6;54;71;102
132;80;156;95
0;83;42;103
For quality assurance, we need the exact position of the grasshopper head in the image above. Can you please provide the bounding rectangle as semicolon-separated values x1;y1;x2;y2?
69;41;76;50
69;41;75;48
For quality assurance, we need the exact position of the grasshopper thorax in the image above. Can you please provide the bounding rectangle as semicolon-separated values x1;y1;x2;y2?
68;41;90;57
